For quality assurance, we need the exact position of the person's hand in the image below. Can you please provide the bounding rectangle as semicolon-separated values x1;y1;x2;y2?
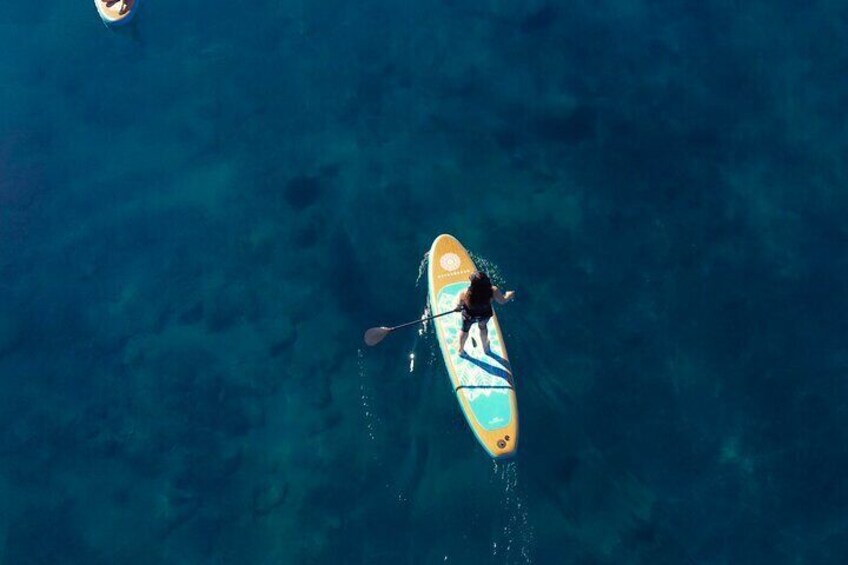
505;290;516;302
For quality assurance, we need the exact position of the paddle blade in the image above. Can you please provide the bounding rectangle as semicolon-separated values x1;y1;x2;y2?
364;327;391;346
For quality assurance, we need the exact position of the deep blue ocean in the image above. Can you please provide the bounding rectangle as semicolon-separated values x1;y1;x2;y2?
2;1;847;563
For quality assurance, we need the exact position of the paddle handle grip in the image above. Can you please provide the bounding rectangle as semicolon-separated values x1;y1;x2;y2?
390;309;457;331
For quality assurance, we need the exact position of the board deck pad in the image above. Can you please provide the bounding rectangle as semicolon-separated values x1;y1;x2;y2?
428;234;518;458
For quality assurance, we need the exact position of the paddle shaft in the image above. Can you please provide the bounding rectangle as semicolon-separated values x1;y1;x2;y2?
389;309;457;331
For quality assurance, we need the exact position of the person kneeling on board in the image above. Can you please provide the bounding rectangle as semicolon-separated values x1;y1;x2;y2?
454;271;515;354
100;0;133;16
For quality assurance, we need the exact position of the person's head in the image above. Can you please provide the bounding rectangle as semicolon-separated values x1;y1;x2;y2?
467;271;493;304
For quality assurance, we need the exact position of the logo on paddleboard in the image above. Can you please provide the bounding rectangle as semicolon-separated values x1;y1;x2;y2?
440;253;461;272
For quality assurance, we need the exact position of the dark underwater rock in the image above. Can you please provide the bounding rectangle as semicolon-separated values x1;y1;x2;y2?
534;104;598;145
204;289;244;333
520;4;557;33
174;446;244;493
284;175;323;209
178;302;204;325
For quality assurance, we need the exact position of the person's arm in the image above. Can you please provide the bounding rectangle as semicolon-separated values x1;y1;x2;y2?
493;286;515;305
454;290;466;312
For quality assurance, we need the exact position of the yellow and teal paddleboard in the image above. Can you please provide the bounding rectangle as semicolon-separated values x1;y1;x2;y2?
428;234;518;458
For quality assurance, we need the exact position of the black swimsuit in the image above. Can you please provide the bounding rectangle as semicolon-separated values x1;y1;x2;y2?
460;299;493;332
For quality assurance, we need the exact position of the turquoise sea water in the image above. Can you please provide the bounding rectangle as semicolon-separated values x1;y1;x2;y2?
2;1;847;563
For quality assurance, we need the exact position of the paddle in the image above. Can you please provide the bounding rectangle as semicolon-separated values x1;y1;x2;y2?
364;309;458;346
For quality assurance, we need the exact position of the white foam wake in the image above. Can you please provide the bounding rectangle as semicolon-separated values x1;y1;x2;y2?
492;461;534;564
357;348;377;443
415;251;430;287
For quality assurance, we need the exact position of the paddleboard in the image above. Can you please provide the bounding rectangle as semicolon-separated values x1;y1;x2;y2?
94;0;140;26
427;234;518;458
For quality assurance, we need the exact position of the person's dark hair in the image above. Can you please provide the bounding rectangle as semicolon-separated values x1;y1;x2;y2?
466;271;493;306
